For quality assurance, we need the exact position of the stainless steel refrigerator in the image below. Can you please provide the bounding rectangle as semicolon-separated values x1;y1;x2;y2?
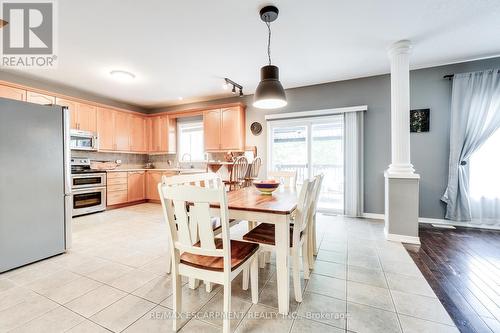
0;97;71;273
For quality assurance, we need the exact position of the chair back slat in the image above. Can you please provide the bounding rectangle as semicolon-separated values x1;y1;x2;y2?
291;178;315;245
249;157;262;178
231;156;248;183
307;174;324;223
159;181;230;260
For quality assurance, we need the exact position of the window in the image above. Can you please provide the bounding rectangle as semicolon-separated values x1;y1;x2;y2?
177;119;204;161
470;128;500;200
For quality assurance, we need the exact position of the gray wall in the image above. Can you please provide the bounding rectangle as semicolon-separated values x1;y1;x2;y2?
0;70;147;112
151;57;500;219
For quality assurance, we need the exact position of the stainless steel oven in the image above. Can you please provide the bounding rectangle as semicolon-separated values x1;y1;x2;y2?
72;186;106;216
71;173;106;189
70;130;98;151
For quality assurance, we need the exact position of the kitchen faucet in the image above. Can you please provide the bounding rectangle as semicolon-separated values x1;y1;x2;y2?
181;153;194;168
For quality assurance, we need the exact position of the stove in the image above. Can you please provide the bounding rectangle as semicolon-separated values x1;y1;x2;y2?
71;158;107;216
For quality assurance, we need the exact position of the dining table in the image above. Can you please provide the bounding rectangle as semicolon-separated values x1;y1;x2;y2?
209;186;297;315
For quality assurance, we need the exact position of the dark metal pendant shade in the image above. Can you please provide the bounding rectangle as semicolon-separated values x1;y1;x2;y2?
253;65;287;109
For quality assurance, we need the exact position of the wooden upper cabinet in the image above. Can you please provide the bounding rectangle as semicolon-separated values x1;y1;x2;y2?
160;115;176;153
97;107;115;150
77;103;97;132
221;106;245;150
114;111;130;151
0;85;26;101
56;97;78;130
204;106;245;151
204;109;222;151
130;115;146;152
57;98;97;132
149;116;162;152
26;91;55;105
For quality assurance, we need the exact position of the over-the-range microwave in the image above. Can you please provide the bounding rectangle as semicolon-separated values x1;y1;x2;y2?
70;130;99;151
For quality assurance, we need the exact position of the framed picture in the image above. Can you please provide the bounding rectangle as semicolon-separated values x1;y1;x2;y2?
410;108;430;132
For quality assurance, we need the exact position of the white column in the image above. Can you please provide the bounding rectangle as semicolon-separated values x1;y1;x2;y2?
386;40;415;176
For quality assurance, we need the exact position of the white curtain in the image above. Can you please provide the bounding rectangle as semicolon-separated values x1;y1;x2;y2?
344;111;364;216
441;69;500;223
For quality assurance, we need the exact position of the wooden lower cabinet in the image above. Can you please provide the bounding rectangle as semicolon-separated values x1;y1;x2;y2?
128;171;145;202
146;171;176;201
107;172;128;205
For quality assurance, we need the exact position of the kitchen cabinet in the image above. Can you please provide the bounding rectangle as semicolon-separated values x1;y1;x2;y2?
107;172;128;206
128;171;145;202
114;111;130;151
146;170;176;201
0;85;26;101
203;106;245;151
57;98;97;132
129;115;147;152
148;115;176;153
26;91;55;105
97;108;130;152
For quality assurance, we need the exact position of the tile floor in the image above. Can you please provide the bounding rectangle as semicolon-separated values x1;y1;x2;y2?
0;203;460;333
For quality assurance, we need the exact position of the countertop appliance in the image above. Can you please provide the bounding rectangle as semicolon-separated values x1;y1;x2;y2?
71;158;107;217
70;129;98;151
0;98;71;273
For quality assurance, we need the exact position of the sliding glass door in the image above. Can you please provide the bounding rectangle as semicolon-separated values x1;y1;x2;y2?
268;115;344;213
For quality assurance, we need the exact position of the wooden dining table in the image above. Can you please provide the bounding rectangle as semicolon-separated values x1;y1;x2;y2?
209;186;297;315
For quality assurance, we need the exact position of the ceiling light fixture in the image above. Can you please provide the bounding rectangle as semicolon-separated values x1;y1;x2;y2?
224;78;244;98
253;5;287;109
109;70;135;82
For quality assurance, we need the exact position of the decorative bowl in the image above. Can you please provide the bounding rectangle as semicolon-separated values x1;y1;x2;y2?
253;180;280;195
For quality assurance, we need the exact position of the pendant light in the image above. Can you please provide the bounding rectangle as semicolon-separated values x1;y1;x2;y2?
253;6;287;109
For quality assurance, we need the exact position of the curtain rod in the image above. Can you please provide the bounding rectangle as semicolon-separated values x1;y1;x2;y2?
443;69;500;80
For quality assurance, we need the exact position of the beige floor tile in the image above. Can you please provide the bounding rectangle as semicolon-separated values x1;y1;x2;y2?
0;292;59;332
65;319;110;333
139;256;171;275
385;272;436;298
391;290;454;325
123;305;189;333
84;262;133;283
235;303;294;333
399;314;459;333
291;317;345;333
316;250;347;264
2;261;62;285
0;287;35;311
197;290;252;330
110;268;159;293
348;253;382;270
381;259;423;277
161;284;221;313
347;281;394;311
0;278;16;293
305;274;346;300
9;306;84;333
296;292;346;329
25;270;80;295
257;280;302;313
313;261;346;280
180;319;221;333
347;301;401;333
90;294;156;332
132;275;175;304
45;276;102;304
347;265;388;288
65;284;127;317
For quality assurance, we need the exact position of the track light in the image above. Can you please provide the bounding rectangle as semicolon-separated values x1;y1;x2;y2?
223;78;244;97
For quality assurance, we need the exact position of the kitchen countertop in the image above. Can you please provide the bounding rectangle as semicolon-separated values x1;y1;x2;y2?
105;168;207;173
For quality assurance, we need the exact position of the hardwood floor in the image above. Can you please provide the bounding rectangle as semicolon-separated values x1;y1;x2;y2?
404;224;500;333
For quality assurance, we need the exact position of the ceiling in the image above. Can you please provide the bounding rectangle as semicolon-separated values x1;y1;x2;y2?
4;0;500;108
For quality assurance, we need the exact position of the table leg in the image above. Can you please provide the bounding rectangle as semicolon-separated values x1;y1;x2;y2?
275;215;290;315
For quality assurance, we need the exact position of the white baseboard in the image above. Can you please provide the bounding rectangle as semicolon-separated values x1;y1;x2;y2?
362;213;500;231
361;213;385;220
384;228;421;245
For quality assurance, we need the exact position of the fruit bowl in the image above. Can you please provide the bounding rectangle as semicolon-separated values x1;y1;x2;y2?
253;180;280;195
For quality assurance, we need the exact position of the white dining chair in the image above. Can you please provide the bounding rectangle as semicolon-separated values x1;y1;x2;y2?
268;170;297;188
161;173;240;291
307;174;324;266
241;177;315;302
158;179;260;333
